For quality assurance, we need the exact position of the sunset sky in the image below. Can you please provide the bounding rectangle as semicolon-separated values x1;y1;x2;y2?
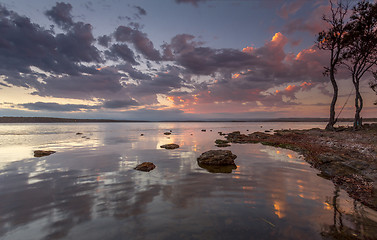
0;0;376;120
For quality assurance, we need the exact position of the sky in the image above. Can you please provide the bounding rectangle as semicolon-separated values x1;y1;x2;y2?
0;0;376;121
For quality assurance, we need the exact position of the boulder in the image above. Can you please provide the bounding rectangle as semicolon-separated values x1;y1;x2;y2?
160;143;180;149
34;150;56;157
197;150;237;166
134;162;156;172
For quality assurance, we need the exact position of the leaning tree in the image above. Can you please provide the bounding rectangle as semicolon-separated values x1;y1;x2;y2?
343;1;377;129
317;0;350;130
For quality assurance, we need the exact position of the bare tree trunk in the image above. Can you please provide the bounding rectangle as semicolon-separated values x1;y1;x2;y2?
353;80;363;129
326;69;338;131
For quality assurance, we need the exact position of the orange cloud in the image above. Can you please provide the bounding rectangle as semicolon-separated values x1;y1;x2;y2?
295;48;316;60
242;46;254;53
285;85;296;91
232;73;241;79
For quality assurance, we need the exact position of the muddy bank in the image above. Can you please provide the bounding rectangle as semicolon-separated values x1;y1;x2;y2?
224;123;377;210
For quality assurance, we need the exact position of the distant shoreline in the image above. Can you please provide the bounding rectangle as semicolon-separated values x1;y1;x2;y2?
0;116;376;123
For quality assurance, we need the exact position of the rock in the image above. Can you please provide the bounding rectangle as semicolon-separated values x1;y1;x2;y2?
264;130;271;133
215;139;229;144
216;144;231;148
197;150;237;166
160;143;180;149
140;134;144;136
76;132;83;135
164;132;171;135
34;150;56;157
201;129;206;132
134;162;156;172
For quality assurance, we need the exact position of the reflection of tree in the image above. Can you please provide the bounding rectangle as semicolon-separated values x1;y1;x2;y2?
321;186;377;240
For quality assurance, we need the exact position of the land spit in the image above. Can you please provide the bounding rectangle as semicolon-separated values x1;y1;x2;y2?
224;123;377;210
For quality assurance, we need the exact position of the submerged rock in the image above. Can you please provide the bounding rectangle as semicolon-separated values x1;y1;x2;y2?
160;143;180;149
34;150;56;157
197;150;237;166
134;162;156;172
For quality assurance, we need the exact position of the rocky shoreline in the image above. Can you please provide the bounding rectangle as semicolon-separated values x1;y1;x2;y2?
224;124;377;210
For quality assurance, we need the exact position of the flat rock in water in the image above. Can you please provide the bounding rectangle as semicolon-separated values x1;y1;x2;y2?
160;143;180;149
34;150;56;157
197;150;237;166
216;143;231;147
134;162;156;172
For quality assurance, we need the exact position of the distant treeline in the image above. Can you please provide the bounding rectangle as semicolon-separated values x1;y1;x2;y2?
0;116;376;123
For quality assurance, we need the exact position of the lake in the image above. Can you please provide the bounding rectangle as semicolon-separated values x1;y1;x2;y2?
0;122;376;240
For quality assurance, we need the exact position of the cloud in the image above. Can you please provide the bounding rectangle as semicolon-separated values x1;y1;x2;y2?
174;0;209;7
277;0;307;19
282;4;330;34
19;102;99;112
106;43;137;65
102;99;139;109
97;35;112;47
45;2;74;30
133;6;147;16
114;26;161;61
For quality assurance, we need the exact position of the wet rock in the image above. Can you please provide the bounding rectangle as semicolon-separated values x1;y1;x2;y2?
201;129;206;132
160;143;180;149
134;162;156;172
34;150;56;157
264;130;271;133
140;134;144;136
215;139;229;145
216;143;231;148
164;132;171;135
197;150;237;166
76;132;83;135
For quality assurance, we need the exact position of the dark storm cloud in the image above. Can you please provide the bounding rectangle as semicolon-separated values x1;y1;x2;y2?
114;26;161;61
19;102;99;112
106;44;138;65
56;22;102;63
97;34;112;47
163;34;257;75
0;3;101;81
45;2;74;30
102;99;139;109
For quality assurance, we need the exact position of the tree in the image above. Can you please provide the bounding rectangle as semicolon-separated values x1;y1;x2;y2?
343;1;377;129
317;0;350;131
371;72;377;105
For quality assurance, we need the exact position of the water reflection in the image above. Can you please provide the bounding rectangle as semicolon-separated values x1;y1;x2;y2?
0;122;376;240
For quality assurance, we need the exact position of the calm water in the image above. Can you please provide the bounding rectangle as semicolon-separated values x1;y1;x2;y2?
0;122;376;240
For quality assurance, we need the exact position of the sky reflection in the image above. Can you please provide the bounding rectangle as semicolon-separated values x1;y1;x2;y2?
0;122;376;240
